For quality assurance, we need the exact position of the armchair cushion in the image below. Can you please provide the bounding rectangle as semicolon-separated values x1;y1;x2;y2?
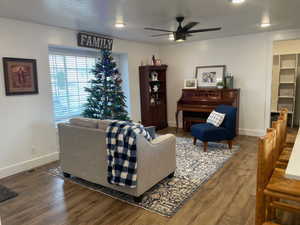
215;105;237;138
191;123;231;142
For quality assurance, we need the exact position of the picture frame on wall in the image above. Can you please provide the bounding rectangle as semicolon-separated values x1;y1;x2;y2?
3;57;39;95
195;65;226;87
184;79;197;89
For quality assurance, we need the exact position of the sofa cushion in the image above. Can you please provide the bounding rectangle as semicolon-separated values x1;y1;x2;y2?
98;119;115;131
69;117;99;129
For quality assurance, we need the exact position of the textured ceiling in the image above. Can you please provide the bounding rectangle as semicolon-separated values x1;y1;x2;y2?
0;0;299;43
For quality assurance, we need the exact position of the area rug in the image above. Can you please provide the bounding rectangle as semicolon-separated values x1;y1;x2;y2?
49;137;239;217
0;184;18;203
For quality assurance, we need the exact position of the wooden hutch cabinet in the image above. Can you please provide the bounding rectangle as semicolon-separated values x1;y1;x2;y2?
139;65;168;130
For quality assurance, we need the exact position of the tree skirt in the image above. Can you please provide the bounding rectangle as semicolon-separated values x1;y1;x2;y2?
0;185;17;203
49;137;239;217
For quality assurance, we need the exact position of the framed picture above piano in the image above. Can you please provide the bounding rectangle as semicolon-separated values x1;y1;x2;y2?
195;65;226;88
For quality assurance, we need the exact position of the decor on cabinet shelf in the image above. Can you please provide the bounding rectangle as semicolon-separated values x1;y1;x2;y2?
3;57;39;95
195;65;226;88
153;85;159;92
82;50;130;121
156;58;161;66
184;79;197;89
151;55;156;65
151;71;158;81
150;97;155;104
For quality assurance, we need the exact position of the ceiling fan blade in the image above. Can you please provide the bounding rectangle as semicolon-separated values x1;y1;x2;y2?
151;33;172;37
144;27;174;33
187;27;222;33
182;22;199;31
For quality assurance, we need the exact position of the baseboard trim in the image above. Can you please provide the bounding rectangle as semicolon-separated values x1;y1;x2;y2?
168;121;181;128
168;120;264;137
238;129;264;137
0;152;59;179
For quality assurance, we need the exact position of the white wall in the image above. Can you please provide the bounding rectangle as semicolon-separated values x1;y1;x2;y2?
159;29;300;136
0;17;159;178
2;15;300;179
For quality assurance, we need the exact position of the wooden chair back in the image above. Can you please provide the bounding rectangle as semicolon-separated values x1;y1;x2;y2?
277;115;286;153
280;108;288;145
271;119;284;161
256;129;276;225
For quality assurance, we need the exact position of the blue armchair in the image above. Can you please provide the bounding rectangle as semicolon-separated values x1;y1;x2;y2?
191;105;237;152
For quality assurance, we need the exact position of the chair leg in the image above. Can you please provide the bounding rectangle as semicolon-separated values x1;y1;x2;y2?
193;137;197;145
203;142;208;152
255;189;267;225
227;140;233;150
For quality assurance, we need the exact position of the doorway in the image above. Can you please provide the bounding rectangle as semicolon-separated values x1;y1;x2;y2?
270;39;300;130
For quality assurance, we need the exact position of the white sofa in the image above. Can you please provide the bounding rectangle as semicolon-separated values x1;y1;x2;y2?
58;118;176;201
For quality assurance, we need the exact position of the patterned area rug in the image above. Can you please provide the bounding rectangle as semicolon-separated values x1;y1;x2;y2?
0;185;18;203
49;137;239;217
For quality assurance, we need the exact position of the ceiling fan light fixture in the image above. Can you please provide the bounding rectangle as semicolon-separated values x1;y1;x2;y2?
169;33;175;41
176;38;185;42
260;22;271;28
174;33;186;42
115;22;125;28
229;0;245;4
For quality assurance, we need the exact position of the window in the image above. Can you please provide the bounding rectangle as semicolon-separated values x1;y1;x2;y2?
49;51;97;123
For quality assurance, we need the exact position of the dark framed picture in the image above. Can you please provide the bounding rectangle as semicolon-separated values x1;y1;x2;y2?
195;65;226;87
3;57;39;95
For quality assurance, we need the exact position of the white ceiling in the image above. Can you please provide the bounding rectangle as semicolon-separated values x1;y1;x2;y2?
0;0;299;43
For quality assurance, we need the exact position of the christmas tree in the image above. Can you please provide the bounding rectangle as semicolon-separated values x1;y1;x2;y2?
82;50;130;121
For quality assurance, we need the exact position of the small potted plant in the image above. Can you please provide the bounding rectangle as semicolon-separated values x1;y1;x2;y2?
216;81;224;89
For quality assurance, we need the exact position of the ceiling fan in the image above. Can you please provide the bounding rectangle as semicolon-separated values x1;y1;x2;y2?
144;16;222;42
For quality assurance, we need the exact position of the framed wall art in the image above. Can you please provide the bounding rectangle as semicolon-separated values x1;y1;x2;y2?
184;79;197;89
3;58;39;95
195;65;226;87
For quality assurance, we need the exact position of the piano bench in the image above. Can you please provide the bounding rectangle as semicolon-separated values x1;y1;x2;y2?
184;117;206;131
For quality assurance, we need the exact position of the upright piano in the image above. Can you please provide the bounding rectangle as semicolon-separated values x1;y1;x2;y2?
176;88;240;133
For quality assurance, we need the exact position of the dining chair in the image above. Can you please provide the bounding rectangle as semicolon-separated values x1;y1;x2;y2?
256;129;277;225
277;110;293;165
256;128;300;225
280;108;295;148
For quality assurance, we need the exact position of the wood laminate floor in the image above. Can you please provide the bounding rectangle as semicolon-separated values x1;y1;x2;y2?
0;128;299;225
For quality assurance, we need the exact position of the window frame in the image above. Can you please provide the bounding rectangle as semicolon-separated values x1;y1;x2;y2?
49;48;99;123
48;48;121;124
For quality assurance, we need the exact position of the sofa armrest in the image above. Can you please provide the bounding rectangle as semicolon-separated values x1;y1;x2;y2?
151;134;175;145
135;133;176;195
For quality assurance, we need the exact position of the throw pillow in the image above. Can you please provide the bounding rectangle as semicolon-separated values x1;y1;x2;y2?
207;110;226;127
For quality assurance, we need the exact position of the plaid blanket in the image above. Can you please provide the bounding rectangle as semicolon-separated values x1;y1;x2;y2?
106;121;152;188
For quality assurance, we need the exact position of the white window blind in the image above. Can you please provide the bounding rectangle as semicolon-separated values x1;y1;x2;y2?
49;52;97;123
